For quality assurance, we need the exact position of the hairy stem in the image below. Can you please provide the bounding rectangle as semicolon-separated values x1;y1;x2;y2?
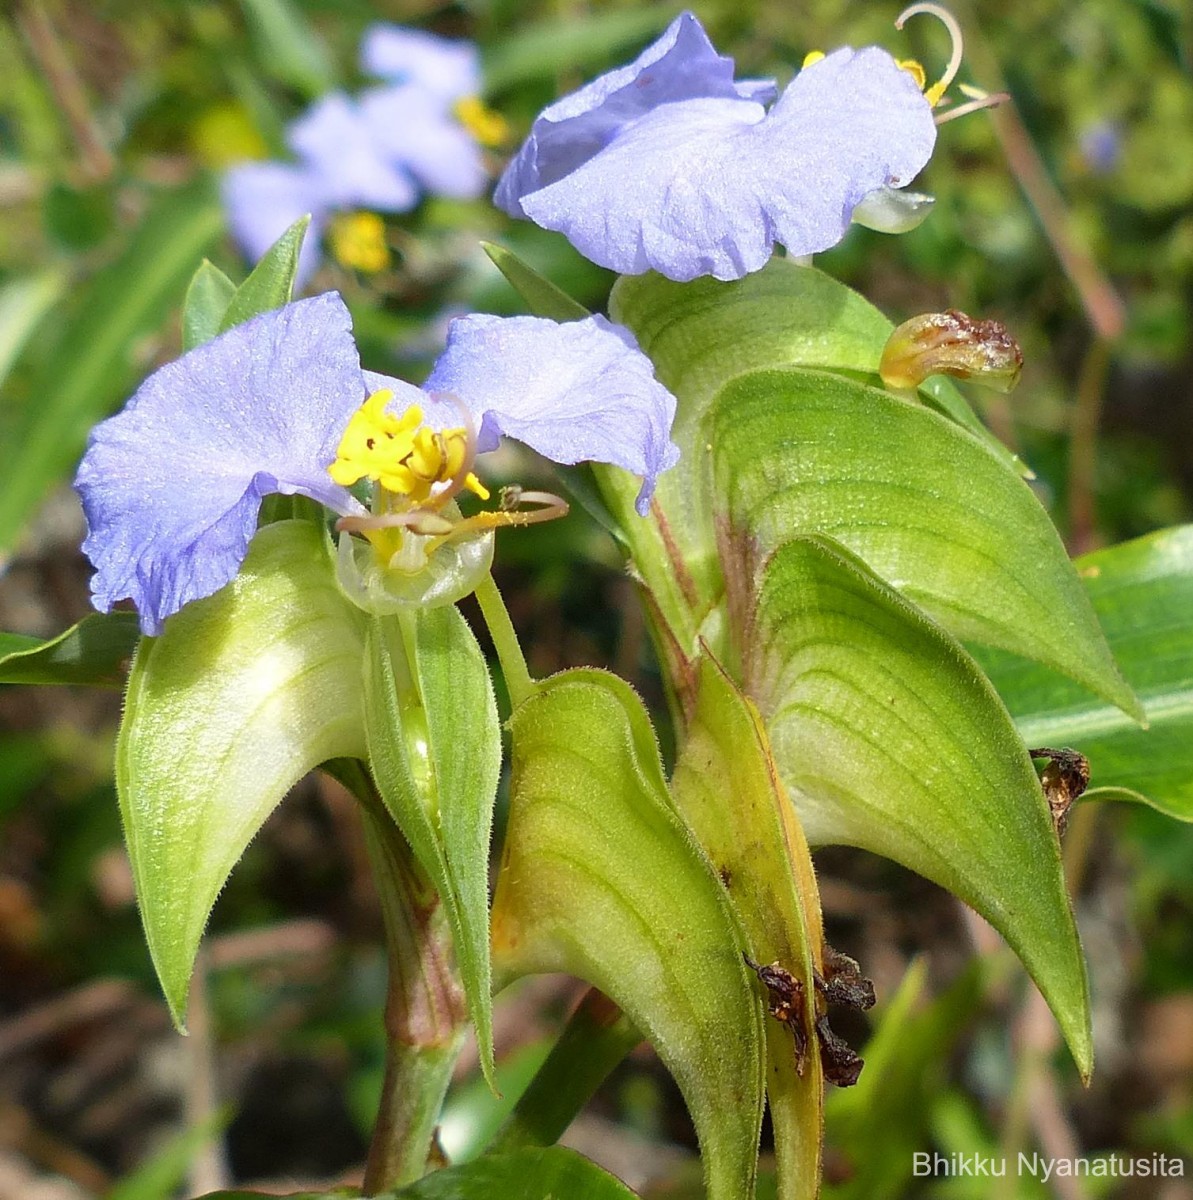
327;761;467;1195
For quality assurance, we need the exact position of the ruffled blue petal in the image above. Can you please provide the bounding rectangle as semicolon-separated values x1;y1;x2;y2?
75;294;367;635
420;314;679;514
512;47;935;281
287;92;419;212
360;86;486;200
497;9;937;282
494;11;775;218
221;162;326;286
360;24;480;106
520;96;769;279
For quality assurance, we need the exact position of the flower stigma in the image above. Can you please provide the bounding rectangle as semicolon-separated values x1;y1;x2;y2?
453;96;510;148
893;3;1007;123
329;388;568;575
328;212;392;274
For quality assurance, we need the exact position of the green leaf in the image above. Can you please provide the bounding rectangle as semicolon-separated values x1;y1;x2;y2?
712;367;1140;720
394;1147;639;1198
118;520;366;1026
219;216;310;332
481;242;590;321
0;268;67;391
739;535;1091;1076
491;670;765;1200
183;260;237;351
235;0;335;98
105;1106;230;1200
0;180;223;558
195;1147;638;1199
482;7;674;92
0;612;139;687
978;525;1193;821
364;607;501;1085
602;261;1027;659
671;656;823;1200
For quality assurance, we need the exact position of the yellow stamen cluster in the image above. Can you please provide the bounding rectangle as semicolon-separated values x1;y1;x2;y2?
329;389;490;505
328;212;391;274
454;96;510;148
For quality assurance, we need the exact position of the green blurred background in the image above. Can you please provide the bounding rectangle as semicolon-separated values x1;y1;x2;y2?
0;1;1191;1196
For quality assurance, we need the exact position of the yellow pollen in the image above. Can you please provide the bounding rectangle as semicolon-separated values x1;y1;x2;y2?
454;96;510;148
329;390;490;509
898;58;928;91
801;50;826;69
328;212;391;274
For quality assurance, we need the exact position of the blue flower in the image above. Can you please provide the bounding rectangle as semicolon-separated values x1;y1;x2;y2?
75;296;678;635
223;27;505;283
494;10;938;281
358;24;507;202
360;23;481;106
359;84;487;201
223;93;418;285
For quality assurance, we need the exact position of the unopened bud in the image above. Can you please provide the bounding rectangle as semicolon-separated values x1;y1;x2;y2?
880;310;1023;392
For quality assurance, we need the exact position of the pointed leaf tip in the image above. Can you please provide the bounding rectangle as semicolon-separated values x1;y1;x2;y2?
740;535;1092;1075
711;366;1140;723
117;521;366;1025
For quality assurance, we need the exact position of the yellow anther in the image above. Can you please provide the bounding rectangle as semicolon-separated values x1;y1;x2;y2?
329;391;490;507
894;3;965;109
801;50;826;69
454;96;510;148
328;391;419;487
328;211;391;274
898;58;928;91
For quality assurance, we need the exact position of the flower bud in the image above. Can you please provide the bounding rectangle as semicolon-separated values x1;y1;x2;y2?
880;309;1023;392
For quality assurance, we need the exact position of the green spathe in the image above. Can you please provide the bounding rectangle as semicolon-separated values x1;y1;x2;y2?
363;606;501;1085
491;669;764;1200
671;656;823;1200
117;519;366;1026
741;535;1092;1075
713;367;1140;719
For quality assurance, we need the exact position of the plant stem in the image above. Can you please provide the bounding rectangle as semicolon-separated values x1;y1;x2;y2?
489;987;642;1152
341;767;467;1195
474;572;534;708
1067;337;1112;557
16;1;114;180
